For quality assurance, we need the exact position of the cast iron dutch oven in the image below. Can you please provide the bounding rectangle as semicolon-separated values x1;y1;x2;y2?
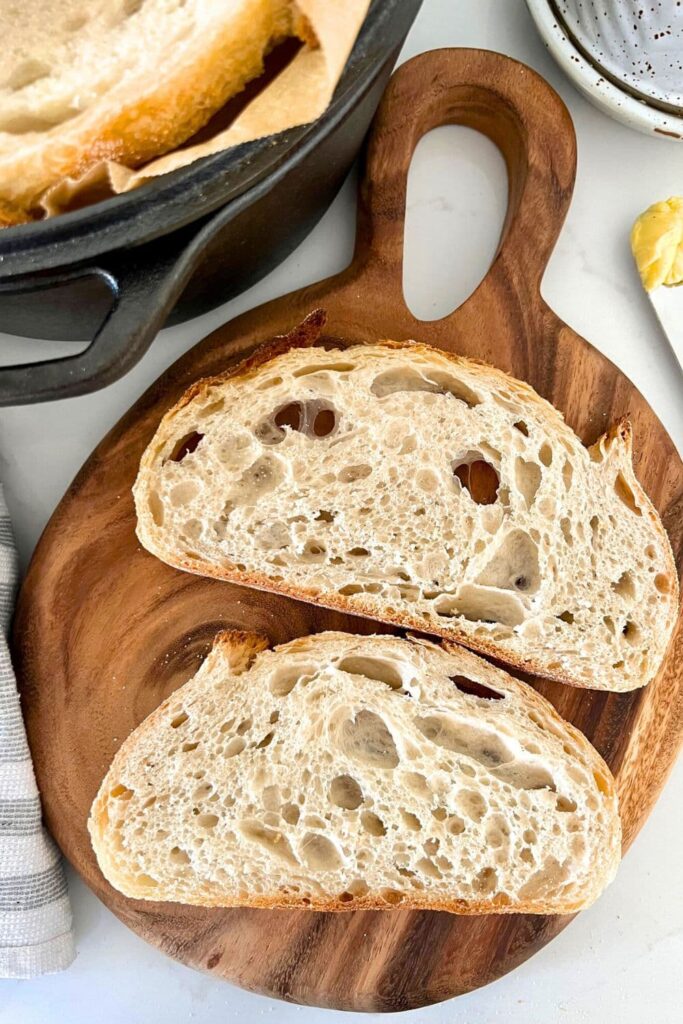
0;0;421;405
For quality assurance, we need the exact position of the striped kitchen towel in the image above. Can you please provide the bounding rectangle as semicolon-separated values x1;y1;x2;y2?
0;486;74;977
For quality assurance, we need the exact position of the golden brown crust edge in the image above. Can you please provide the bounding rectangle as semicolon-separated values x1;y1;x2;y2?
120;886;592;916
0;198;32;227
167;308;329;417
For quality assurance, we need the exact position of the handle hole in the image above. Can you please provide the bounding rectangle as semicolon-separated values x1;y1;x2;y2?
402;126;508;322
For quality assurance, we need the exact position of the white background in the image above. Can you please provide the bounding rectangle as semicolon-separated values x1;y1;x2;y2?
1;1;681;1021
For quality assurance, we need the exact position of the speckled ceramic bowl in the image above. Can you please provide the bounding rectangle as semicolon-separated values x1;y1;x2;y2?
526;0;683;140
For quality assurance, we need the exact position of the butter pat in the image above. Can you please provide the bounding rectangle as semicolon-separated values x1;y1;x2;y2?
631;197;683;292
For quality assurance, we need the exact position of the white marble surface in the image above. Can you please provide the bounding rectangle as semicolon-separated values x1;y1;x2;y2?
1;1;681;1020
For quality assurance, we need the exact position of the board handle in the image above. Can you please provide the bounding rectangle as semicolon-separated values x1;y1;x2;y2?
353;48;577;322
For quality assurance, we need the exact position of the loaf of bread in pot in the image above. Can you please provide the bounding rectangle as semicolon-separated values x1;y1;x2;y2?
133;314;679;692
89;630;621;913
0;0;305;218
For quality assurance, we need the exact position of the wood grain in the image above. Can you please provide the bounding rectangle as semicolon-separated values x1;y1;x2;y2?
13;50;683;1012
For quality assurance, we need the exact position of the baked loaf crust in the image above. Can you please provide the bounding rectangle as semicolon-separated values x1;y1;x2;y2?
134;316;679;692
0;0;302;217
89;630;621;913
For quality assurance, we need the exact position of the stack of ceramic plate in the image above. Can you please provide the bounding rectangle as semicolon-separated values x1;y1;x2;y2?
526;0;683;139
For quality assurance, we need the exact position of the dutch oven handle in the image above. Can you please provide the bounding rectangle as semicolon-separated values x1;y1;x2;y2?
0;220;210;406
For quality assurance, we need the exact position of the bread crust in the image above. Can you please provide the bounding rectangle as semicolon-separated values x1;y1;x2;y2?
0;197;31;227
134;315;679;693
0;1;303;216
89;630;620;914
133;888;587;916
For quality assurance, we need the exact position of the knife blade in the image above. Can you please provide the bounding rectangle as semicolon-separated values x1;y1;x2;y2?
644;282;683;373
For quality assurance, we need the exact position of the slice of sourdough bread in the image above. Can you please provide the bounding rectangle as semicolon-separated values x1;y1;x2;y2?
89;631;621;913
0;0;302;217
133;315;679;692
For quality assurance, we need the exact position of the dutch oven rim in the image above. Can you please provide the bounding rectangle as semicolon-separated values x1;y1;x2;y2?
0;0;403;281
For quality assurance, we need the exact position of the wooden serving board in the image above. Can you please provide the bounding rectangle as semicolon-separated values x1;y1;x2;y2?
14;50;683;1012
